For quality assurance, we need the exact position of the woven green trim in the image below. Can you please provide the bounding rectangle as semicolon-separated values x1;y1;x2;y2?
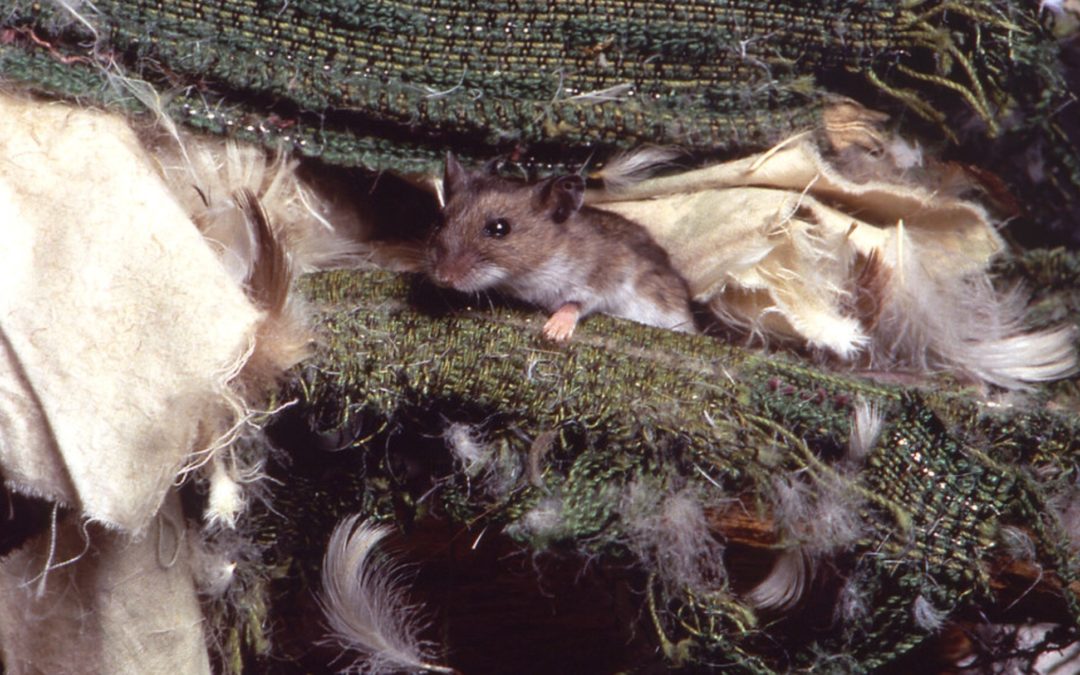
2;1;1070;176
230;268;1080;672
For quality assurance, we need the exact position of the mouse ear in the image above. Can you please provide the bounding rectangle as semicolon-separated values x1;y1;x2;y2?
443;152;470;200
544;175;584;224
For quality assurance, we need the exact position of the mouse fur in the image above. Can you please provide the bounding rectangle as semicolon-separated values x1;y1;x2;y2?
428;154;695;340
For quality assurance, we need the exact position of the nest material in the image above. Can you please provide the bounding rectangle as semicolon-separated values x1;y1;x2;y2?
217;268;1080;673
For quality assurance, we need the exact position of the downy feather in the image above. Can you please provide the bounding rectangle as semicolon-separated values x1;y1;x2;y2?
620;484;726;592
869;228;1077;388
319;515;451;675
592;146;684;193
848;399;885;463
912;595;948;632
753;472;868;611
204;454;244;530
443;422;491;476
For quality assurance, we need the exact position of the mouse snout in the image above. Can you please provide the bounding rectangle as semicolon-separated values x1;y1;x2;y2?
430;250;476;289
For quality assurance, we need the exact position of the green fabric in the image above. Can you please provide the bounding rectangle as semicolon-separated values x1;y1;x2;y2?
225;268;1080;673
2;1;1074;189
4;1;1075;232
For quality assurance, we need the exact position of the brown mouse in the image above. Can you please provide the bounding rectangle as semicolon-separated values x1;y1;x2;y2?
427;154;695;341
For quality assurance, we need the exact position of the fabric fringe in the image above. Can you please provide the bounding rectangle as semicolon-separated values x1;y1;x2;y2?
140;125;369;531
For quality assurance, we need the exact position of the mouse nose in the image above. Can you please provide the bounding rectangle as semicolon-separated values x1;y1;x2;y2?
431;256;466;288
432;265;456;287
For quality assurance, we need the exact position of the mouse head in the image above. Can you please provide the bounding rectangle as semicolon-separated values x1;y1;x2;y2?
428;153;585;292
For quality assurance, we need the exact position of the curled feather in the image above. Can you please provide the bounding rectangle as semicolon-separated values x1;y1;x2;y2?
746;549;812;612
756;472;869;611
235;188;290;315
319;515;452;674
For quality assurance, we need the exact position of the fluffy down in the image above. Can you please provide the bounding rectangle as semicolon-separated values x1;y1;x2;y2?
866;227;1077;389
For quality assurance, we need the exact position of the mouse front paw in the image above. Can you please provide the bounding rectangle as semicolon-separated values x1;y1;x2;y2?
542;302;581;343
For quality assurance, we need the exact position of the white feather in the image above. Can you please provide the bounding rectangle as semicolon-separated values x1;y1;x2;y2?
746;549;811;611
835;578;871;624
593;146;684;193
48;0;101;38
1000;525;1037;561
848;399;885;463
189;539;238;598
1046;481;1080;552
520;497;566;537
872;228;1077;388
504;496;567;544
566;83;635;103
444;423;524;497
885;137;924;170
205;455;244;530
912;595;948;632
444;422;490;475
761;473;868;610
771;476;865;553
319;515;451;674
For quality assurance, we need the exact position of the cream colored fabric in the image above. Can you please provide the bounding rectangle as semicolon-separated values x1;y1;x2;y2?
0;496;212;675
0;95;258;673
590;138;1002;357
0;95;260;531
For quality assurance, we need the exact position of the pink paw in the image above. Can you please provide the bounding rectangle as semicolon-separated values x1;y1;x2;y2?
542;303;581;342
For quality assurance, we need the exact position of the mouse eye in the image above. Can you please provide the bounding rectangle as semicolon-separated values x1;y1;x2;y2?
483;218;511;238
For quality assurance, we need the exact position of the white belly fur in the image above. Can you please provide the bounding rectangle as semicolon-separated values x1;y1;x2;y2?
600;277;695;332
502;255;693;332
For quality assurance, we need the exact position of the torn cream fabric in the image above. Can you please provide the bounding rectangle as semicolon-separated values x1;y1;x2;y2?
590;137;1001;357
589;137;1076;387
0;95;260;672
0;95;260;530
0;495;211;675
